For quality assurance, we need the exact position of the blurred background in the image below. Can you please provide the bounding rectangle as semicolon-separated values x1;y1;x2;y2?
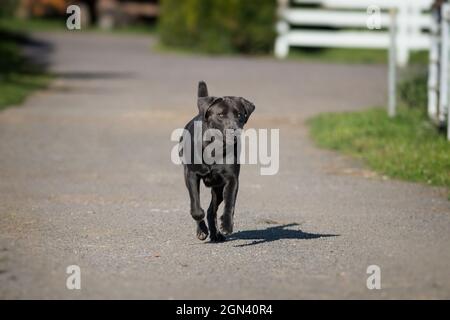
0;0;435;104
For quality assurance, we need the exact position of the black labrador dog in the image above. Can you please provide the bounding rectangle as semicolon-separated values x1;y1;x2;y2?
181;81;255;242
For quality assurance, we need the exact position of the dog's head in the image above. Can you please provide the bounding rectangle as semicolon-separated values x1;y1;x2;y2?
197;81;255;137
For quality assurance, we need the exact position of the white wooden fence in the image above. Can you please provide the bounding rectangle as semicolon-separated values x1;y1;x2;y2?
275;0;433;66
428;2;450;139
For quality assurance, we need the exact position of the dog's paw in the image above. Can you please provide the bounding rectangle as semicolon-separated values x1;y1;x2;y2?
210;232;226;243
220;216;233;235
196;220;209;241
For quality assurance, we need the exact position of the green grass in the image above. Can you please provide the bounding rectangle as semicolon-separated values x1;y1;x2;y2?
0;17;66;32
288;47;428;65
308;108;450;196
0;72;52;109
0;24;52;110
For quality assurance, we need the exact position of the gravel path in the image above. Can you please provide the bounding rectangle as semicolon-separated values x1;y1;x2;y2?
1;32;449;299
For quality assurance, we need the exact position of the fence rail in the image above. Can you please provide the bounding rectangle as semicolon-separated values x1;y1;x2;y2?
275;0;433;66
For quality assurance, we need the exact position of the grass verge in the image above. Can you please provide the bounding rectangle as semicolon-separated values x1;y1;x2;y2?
288;47;428;65
308;107;450;197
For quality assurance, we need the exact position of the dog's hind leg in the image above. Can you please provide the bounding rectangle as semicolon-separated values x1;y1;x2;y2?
184;168;208;240
207;186;225;242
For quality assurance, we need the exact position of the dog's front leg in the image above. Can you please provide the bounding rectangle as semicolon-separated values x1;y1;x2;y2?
184;168;208;240
207;186;225;242
220;177;239;235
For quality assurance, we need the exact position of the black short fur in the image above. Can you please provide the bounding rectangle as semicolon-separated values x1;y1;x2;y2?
181;81;255;242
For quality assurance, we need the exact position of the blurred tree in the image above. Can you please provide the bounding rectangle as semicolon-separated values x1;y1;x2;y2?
0;0;20;17
158;0;276;54
16;0;69;18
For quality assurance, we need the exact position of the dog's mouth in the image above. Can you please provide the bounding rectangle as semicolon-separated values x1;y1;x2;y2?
224;133;240;145
205;125;242;146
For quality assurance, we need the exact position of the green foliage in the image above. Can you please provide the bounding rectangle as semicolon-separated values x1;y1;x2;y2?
0;0;18;17
308;108;450;193
158;0;276;54
398;72;428;110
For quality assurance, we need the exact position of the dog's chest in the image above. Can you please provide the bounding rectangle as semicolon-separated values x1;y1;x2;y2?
202;170;224;187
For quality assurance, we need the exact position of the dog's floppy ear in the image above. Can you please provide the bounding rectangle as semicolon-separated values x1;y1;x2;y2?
239;97;255;123
198;96;223;119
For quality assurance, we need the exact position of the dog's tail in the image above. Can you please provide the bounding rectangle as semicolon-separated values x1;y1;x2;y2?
198;81;209;97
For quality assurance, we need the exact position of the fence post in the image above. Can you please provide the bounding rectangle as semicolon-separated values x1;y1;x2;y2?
396;0;410;67
439;3;450;128
275;0;290;59
443;3;450;140
388;8;398;118
428;5;440;122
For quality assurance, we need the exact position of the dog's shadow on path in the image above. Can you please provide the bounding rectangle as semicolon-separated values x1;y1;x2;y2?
227;223;339;247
